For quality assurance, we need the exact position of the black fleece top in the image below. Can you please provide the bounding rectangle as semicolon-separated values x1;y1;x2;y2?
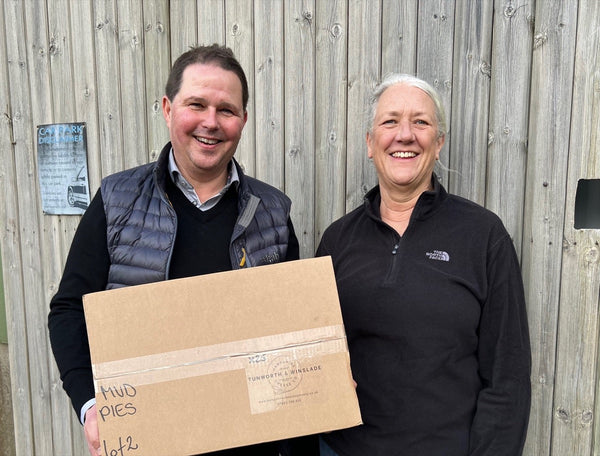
316;178;531;456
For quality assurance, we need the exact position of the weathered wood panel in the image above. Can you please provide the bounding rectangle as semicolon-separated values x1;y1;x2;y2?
285;0;316;256
552;0;600;454
416;0;455;188
448;0;493;205
345;0;380;211
522;1;579;455
314;0;347;245
486;0;533;255
225;0;255;175
381;0;418;77
45;1;81;453
117;0;149;169
1;2;36;455
95;1;126;177
143;0;171;163
198;0;226;45
4;0;50;454
1;1;600;455
170;0;197;58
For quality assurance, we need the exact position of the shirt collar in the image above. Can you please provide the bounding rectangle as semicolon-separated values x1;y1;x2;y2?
167;148;240;210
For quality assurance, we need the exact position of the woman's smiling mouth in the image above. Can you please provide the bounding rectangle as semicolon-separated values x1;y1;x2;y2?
390;151;417;158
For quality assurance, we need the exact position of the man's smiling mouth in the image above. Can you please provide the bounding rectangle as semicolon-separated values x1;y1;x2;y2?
196;136;220;145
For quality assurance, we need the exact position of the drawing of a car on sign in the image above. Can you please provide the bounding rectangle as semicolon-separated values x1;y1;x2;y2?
67;166;89;208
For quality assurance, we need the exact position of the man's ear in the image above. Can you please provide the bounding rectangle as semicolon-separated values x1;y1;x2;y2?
162;96;172;127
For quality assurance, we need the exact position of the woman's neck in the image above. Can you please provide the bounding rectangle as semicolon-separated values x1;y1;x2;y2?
378;182;431;235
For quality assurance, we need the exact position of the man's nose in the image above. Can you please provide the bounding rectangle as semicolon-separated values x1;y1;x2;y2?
201;108;218;129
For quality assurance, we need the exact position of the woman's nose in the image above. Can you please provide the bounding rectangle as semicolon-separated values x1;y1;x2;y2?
395;121;415;142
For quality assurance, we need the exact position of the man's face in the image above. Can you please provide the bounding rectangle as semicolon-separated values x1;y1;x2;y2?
162;63;247;184
367;83;444;195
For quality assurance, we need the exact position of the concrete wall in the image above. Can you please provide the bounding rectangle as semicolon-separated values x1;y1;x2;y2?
0;343;15;456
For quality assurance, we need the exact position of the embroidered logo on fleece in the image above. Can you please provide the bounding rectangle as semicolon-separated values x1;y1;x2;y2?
426;250;450;262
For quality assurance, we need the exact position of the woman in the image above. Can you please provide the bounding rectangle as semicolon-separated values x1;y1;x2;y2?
316;74;531;455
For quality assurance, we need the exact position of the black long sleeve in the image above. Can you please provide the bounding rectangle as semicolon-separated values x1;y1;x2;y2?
48;190;110;416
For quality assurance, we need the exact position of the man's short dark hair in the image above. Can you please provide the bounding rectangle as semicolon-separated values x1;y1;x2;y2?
165;44;249;110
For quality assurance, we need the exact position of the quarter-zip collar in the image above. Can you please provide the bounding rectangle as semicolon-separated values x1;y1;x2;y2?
363;174;448;225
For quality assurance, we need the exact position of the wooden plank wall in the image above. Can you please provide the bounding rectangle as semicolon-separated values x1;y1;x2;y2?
0;1;598;455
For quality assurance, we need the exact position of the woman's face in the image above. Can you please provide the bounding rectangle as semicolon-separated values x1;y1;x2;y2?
367;83;444;195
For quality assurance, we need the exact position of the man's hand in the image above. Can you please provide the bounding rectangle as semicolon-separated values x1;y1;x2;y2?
84;404;101;455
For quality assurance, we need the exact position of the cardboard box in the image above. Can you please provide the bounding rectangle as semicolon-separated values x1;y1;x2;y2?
83;256;362;455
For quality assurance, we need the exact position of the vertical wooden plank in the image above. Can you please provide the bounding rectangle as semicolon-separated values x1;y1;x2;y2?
487;0;534;255
70;0;102;191
416;0;455;188
93;0;125;176
284;0;315;258
198;0;225;45
143;0;170;163
520;2;579;455
4;0;53;454
226;0;255;176
345;0;381;212
551;0;599;455
580;6;600;455
116;0;148;169
44;0;84;452
381;0;418;76
169;0;198;60
66;0;103;451
16;0;58;453
0;2;35;455
314;0;347;244
254;0;284;188
448;0;493;204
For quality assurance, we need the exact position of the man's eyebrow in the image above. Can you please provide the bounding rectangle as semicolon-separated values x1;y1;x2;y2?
183;96;241;112
181;95;206;104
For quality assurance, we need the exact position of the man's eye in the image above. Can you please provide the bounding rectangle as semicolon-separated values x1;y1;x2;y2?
382;119;396;125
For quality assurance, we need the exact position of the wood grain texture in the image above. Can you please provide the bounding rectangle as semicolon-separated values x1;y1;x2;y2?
1;1;599;454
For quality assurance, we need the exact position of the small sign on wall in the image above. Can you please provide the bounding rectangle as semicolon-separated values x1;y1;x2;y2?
37;122;90;215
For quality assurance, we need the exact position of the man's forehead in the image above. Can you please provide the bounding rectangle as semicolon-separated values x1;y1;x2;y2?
179;64;243;102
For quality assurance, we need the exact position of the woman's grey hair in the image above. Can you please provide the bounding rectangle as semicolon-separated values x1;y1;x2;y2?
366;73;447;139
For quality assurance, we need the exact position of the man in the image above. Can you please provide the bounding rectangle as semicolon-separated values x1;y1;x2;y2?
48;44;300;456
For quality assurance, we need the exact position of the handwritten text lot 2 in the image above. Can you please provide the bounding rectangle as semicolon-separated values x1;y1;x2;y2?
99;384;140;455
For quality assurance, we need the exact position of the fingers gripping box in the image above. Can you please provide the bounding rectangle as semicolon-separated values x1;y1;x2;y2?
83;257;362;455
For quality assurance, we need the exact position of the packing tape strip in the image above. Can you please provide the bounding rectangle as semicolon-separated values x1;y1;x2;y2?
92;325;347;391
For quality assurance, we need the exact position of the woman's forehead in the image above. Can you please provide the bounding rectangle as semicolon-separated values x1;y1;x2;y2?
376;85;436;116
